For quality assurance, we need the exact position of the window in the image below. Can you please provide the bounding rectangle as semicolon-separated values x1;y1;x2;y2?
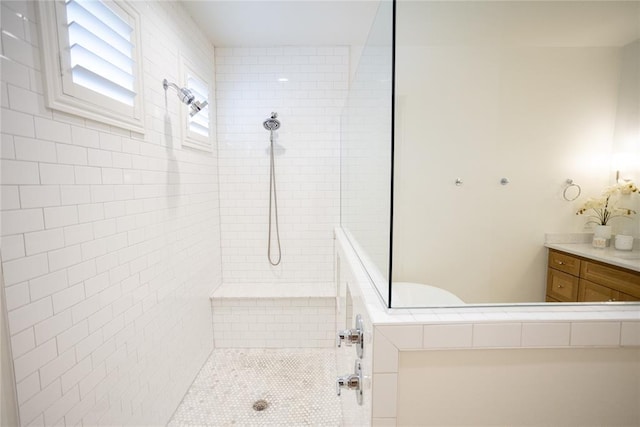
37;0;144;133
181;59;213;151
186;73;209;137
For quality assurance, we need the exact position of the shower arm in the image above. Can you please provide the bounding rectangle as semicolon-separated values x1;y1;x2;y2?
163;80;181;93
163;79;194;104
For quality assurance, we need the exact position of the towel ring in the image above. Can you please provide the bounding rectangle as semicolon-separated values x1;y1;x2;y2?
563;179;581;201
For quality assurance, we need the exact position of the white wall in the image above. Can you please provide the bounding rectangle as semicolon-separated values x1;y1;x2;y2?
0;1;220;425
397;348;640;426
612;39;640;238
1;267;20;427
215;47;348;285
393;1;634;303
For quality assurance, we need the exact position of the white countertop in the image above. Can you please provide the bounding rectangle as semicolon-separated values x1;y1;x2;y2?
545;242;640;273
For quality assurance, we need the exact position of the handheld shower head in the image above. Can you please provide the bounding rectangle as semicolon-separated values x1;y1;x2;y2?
263;112;281;131
163;79;208;117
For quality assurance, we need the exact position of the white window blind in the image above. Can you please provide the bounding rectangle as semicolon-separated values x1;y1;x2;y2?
181;56;213;151
36;0;145;133
187;73;209;137
66;0;136;106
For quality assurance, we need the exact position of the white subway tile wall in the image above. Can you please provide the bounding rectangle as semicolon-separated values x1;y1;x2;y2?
1;1;220;425
215;46;348;285
211;297;336;348
210;282;336;348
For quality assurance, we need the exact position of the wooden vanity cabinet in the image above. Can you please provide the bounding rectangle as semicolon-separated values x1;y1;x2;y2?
546;249;640;302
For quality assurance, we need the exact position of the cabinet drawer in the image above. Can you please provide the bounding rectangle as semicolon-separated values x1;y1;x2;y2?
618;291;640;302
579;279;618;302
548;250;581;276
581;261;640;299
546;269;579;302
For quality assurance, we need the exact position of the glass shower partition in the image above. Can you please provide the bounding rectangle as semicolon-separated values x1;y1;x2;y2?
342;0;640;309
340;0;395;307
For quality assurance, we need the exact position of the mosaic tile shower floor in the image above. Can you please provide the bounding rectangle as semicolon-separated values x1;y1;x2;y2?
168;348;342;426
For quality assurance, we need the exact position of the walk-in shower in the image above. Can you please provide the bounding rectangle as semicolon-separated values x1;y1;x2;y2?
264;112;282;266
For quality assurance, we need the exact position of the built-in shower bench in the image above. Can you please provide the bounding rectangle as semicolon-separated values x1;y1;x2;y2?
210;282;336;348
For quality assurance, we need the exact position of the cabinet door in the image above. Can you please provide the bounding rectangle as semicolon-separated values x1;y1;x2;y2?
548;250;581;276
579;279;619;302
546;269;579;302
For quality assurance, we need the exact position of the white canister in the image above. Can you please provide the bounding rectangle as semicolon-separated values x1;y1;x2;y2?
614;234;634;251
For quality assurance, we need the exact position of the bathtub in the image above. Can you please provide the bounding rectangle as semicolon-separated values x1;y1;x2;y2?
392;281;465;307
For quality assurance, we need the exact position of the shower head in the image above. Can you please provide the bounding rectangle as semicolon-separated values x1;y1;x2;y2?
263;112;281;131
163;79;208;117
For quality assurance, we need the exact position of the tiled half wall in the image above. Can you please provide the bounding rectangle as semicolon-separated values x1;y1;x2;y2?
335;228;640;426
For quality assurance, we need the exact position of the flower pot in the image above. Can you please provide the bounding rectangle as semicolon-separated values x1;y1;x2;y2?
593;225;612;248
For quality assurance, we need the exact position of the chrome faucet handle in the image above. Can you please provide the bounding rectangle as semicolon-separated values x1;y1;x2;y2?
336;314;364;358
336;328;361;347
336;375;347;396
336;360;363;405
336;374;359;396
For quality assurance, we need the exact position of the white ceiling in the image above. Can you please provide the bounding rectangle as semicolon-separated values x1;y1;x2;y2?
180;1;381;47
181;1;639;49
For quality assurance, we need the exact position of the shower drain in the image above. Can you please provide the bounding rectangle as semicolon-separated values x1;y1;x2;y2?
252;399;269;411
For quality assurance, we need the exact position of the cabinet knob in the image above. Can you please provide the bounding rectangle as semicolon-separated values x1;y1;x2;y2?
555;261;565;265
557;284;564;289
